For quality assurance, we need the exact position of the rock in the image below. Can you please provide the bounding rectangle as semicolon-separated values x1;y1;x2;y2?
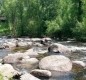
39;55;72;72
18;41;32;47
18;42;28;47
0;64;20;79
72;61;86;72
3;42;17;49
30;69;51;78
18;38;31;42
41;37;51;46
21;58;39;64
24;38;31;42
3;39;18;49
17;58;39;70
24;48;39;58
48;43;71;56
17;38;24;42
33;42;43;47
20;73;40;80
22;56;30;59
38;50;48;54
31;38;42;42
3;52;28;64
42;37;52;41
27;42;33;46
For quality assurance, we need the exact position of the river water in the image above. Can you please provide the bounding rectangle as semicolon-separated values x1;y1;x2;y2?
0;39;86;80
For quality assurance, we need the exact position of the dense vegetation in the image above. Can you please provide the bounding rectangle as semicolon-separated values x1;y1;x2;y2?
0;0;86;41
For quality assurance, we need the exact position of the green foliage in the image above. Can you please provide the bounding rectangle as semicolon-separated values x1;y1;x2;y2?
73;19;86;41
0;0;86;41
72;0;86;41
46;20;60;37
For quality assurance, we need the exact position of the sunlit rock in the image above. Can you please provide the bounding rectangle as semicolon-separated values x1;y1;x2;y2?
42;37;52;42
31;38;42;42
0;64;20;79
3;52;29;64
20;73;40;80
18;41;32;47
3;42;17;49
39;55;72;72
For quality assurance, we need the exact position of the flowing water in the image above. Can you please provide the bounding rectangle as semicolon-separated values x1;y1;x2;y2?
0;39;86;80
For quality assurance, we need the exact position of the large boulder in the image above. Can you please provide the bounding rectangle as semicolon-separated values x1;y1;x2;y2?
48;43;71;56
72;61;86;72
0;64;20;79
39;55;72;72
20;73;40;80
3;52;29;64
17;58;39;70
30;69;51;78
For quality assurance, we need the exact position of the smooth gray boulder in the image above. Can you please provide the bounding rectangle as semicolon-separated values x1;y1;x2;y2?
39;55;72;72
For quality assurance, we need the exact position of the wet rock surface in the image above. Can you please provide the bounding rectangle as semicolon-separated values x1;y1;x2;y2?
30;69;52;78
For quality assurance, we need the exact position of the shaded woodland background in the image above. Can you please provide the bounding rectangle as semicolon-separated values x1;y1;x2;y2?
0;0;86;41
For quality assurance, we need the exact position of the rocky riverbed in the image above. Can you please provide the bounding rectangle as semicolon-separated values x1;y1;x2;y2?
0;37;86;80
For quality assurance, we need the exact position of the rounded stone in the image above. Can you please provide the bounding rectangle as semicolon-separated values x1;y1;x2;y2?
30;69;51;78
39;55;72;72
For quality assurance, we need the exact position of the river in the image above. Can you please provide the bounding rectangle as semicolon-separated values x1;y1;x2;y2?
0;39;86;80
